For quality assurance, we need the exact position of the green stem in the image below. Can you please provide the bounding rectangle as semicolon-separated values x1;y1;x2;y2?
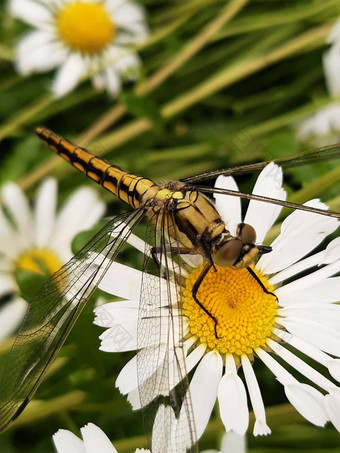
137;0;249;95
162;22;333;118
216;0;339;39
0;95;53;141
0;44;14;62
289;166;340;205
12;391;85;427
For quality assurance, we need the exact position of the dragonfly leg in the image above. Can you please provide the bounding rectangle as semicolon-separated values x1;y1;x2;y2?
192;262;220;339
246;267;278;300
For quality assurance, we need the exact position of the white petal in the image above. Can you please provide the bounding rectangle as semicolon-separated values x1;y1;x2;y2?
270;237;340;285
328;359;340;382
268;338;336;392
34;178;57;247
297;104;340;144
113;2;146;28
2;182;34;247
80;423;117;453
97;262;143;300
52;187;104;251
258;350;328;426
16;31;66;75
256;348;296;385
152;405;178;453
325;391;340;432
52;54;87;97
0;297;27;341
323;46;340;97
284;383;327;426
244;163;286;244
241;355;270;436
97;262;175;308
218;356;249;435
214;176;241;235
0;274;18;296
185;343;206;373
99;322;137;352
97;301;138;352
100;66;121;96
220;431;246;453
258;199;339;274
187;351;223;439
94;299;138;327
125;230;150;255
126;348;184;410
118;344;173;406
152;404;192;453
0;204;16;257
53;429;86;453
10;0;52;28
323;237;340;263
273;328;340;383
279;304;340;330
115;354;138;395
276;275;340;305
113;53;140;79
279;317;340;357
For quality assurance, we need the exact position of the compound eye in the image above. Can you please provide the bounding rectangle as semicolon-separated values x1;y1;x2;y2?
214;239;243;266
237;223;257;244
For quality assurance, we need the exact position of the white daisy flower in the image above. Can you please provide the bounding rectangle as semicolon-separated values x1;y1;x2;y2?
53;422;150;453
296;19;340;145
0;178;105;341
296;104;340;146
323;44;340;98
9;0;149;97
94;164;340;451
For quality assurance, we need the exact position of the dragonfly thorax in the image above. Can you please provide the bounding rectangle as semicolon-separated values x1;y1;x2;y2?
213;223;271;268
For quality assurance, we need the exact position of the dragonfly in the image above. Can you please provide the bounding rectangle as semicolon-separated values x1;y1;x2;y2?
0;127;339;451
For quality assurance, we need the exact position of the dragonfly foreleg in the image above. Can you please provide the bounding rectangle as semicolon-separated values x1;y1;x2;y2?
246;267;278;300
192;262;219;339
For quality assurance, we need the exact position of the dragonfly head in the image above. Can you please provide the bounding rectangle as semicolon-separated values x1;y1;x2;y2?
213;223;272;269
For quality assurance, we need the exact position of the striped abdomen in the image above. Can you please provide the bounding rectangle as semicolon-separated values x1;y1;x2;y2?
35;127;158;209
35;127;228;253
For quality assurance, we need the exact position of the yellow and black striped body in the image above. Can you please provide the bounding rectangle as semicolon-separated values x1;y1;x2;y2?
35;127;227;252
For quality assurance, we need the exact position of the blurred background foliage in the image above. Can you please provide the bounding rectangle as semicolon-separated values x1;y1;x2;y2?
0;0;340;451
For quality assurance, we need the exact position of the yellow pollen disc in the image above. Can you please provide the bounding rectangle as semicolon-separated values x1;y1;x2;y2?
182;264;278;356
16;248;63;276
57;2;115;54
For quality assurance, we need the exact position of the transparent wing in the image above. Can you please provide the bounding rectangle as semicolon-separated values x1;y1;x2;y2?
181;143;340;183
0;209;144;433
137;210;198;453
194;186;340;219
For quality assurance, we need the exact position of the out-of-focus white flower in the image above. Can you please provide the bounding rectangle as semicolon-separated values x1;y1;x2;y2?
323;45;340;97
9;0;148;97
202;430;246;453
53;422;150;453
0;178;105;341
296;104;340;146
297;18;340;145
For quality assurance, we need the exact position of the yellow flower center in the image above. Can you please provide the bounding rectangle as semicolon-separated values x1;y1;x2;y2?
182;264;278;356
16;248;63;276
57;2;115;54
